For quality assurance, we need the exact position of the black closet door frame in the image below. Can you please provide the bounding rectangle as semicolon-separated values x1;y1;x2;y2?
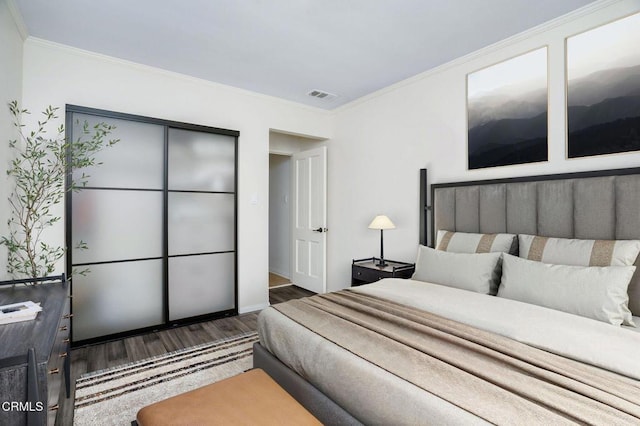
65;104;239;347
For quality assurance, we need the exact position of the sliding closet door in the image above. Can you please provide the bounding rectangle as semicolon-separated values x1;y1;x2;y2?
167;128;236;320
70;114;165;342
68;106;238;344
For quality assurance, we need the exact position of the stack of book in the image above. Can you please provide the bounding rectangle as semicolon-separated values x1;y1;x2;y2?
0;301;42;325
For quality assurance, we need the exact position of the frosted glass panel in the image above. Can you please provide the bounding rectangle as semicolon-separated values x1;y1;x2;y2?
169;253;235;320
168;128;235;192
168;193;235;255
72;260;163;341
72;189;163;263
71;113;164;189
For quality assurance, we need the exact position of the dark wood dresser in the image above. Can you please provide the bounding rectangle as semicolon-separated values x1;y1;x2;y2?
0;276;71;426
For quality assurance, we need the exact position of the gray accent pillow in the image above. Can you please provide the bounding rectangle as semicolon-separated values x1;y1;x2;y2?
412;245;502;295
498;254;636;326
437;230;517;254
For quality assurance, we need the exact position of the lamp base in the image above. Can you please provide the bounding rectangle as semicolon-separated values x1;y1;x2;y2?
375;259;387;268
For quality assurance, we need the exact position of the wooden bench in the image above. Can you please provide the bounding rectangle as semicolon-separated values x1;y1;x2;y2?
136;368;321;425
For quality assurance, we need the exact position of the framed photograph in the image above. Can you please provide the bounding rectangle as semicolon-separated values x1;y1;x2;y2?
467;47;548;170
567;12;640;158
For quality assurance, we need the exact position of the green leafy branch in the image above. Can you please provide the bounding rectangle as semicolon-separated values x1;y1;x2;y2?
1;101;118;281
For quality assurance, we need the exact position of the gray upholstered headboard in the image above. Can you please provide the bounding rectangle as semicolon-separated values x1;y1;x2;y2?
428;167;640;316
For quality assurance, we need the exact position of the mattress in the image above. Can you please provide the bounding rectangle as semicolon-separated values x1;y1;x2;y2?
258;278;640;424
625;318;640;333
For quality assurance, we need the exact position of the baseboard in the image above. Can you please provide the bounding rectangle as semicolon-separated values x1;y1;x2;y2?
239;302;270;314
269;283;292;289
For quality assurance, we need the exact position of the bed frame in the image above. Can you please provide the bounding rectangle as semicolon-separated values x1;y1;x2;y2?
426;166;640;316
255;166;640;423
252;342;361;424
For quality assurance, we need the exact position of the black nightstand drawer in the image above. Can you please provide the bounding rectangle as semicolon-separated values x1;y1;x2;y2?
352;265;384;284
351;257;415;286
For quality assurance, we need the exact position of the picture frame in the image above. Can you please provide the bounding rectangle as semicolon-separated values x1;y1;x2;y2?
566;12;640;159
467;47;548;170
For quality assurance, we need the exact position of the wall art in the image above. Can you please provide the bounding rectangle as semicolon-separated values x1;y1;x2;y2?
467;47;548;169
567;12;640;158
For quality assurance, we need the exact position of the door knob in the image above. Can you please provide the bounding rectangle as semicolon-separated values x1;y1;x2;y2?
312;227;328;233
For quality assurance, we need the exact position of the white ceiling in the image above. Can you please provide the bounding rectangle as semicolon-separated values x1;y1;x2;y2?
13;0;597;109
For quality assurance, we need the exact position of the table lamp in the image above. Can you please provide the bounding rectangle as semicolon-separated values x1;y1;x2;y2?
368;215;395;267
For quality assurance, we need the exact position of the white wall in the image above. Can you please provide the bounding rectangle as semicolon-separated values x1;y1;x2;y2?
0;0;24;280
19;38;332;312
268;154;291;278
325;0;640;291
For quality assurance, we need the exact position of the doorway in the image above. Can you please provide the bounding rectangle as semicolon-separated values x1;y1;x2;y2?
268;131;327;294
268;153;291;288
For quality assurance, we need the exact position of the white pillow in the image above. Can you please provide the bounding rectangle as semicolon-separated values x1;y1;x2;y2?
518;234;640;267
412;245;502;295
498;254;636;326
437;230;517;254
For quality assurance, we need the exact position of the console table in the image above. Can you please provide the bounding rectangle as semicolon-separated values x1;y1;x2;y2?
0;275;71;426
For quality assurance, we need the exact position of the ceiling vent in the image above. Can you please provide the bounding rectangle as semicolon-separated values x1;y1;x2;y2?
307;89;338;101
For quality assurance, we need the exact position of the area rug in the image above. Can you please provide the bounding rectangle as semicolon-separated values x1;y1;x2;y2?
73;331;259;425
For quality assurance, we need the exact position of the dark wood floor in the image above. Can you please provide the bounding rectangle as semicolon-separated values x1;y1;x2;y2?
60;285;314;425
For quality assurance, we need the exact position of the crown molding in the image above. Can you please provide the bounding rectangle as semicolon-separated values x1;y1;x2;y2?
23;36;334;117
334;0;624;113
6;0;28;40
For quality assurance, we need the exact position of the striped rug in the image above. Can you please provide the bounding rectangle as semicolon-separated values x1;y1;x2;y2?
73;331;259;425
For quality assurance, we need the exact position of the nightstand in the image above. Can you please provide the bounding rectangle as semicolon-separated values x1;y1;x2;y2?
351;257;415;286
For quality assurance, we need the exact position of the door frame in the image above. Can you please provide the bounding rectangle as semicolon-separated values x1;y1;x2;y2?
268;142;328;295
268;151;293;283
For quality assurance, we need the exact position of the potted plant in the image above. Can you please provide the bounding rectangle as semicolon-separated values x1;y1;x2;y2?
1;101;118;282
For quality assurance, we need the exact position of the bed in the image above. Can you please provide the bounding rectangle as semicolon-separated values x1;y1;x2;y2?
253;167;640;425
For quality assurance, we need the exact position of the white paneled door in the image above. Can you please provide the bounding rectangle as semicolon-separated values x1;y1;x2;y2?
291;146;327;294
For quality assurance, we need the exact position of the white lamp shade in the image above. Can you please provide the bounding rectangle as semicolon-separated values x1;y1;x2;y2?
368;215;396;230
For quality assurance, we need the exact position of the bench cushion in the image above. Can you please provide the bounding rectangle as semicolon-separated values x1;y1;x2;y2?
136;368;320;426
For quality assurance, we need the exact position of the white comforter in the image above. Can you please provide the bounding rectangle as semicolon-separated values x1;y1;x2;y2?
258;278;640;424
354;278;640;381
